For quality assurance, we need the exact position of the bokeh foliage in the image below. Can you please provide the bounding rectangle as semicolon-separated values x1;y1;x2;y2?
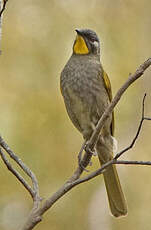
0;0;151;229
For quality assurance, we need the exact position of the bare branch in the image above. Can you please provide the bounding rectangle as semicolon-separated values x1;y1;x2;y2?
114;93;147;159
72;158;151;185
0;136;41;204
114;160;151;166
0;148;34;198
144;117;151;121
0;0;8;17
0;0;8;52
67;146;92;182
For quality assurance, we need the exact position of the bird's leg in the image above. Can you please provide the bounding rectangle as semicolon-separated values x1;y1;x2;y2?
77;141;89;171
78;123;96;170
77;140;95;172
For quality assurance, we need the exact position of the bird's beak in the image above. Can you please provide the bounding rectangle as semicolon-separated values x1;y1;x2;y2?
75;29;81;35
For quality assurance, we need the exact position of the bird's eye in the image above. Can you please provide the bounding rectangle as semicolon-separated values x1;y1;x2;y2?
89;38;96;43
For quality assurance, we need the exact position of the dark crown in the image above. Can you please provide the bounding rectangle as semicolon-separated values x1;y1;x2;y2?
75;29;100;43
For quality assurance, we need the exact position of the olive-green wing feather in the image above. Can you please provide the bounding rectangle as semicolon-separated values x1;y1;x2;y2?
102;70;115;136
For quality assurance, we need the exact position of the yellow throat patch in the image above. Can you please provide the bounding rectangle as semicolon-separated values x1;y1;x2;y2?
73;35;89;54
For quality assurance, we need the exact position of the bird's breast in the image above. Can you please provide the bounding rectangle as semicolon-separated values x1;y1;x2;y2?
61;55;102;102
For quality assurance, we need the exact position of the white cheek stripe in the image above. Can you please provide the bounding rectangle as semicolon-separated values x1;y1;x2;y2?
93;41;99;47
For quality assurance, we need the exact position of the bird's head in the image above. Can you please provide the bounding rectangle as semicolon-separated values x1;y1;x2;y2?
73;29;100;56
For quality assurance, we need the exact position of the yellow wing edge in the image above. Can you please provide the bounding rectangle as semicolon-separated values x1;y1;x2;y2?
102;70;115;136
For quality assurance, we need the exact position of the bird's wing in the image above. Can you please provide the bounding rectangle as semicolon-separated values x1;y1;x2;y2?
102;70;115;136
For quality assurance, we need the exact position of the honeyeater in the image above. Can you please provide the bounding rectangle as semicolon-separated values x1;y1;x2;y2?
60;29;127;217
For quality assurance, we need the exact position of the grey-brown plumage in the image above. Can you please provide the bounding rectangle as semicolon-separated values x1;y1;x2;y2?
60;29;127;217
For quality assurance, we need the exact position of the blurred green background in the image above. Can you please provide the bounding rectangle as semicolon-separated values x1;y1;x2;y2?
0;0;151;229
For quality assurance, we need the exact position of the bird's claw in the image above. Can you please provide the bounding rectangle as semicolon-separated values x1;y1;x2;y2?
85;143;96;156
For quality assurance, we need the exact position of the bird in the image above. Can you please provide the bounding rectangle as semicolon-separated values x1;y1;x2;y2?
60;28;127;217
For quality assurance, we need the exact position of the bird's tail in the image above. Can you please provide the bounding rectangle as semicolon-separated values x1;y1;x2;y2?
96;138;127;217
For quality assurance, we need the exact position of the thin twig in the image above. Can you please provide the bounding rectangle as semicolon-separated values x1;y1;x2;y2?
144;117;151;121
0;0;8;53
114;160;151;166
0;0;8;17
70;159;151;186
0;148;34;198
114;93;147;159
0;136;40;202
